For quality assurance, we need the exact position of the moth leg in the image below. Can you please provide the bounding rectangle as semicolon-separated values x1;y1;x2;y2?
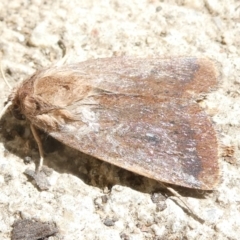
30;124;44;172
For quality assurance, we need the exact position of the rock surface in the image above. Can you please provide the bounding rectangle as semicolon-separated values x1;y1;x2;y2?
0;1;239;239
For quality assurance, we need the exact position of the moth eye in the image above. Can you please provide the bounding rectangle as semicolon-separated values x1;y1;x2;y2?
12;104;26;120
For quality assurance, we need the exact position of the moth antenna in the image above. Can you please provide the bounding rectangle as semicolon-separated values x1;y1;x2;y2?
0;63;12;90
0;63;13;119
30;124;44;172
0;101;12;119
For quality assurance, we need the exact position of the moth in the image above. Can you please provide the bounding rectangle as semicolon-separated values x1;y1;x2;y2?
1;57;219;190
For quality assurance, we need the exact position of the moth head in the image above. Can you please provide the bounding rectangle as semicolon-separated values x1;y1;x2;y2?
10;87;37;121
0;66;39;121
0;89;26;121
11;99;26;120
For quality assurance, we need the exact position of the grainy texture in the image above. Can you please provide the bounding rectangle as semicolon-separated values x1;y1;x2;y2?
24;168;51;190
11;219;58;240
0;1;239;240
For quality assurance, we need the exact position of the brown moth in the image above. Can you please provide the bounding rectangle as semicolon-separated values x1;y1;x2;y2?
1;57;219;190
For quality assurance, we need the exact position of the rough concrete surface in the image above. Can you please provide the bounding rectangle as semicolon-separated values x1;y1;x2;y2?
0;0;239;239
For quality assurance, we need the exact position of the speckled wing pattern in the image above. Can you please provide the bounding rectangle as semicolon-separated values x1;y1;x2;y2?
30;57;219;190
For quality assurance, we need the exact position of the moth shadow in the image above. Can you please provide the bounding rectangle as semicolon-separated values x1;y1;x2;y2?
0;113;209;199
